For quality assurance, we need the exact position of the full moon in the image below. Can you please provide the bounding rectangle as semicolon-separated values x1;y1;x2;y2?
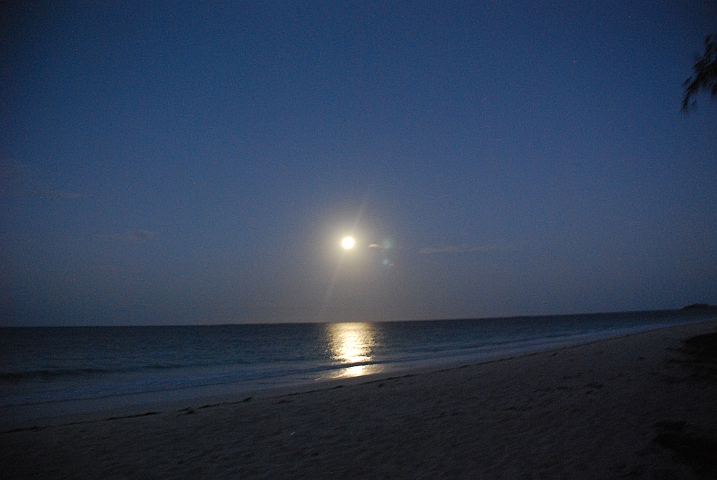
341;237;355;249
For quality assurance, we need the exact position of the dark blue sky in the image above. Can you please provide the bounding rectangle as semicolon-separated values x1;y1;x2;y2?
2;1;716;326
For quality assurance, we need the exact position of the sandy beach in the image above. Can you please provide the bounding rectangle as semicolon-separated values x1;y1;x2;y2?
2;320;716;479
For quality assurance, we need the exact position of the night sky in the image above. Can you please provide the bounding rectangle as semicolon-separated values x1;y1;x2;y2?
2;1;716;326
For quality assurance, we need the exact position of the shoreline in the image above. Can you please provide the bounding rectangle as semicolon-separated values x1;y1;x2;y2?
3;317;710;431
3;319;717;478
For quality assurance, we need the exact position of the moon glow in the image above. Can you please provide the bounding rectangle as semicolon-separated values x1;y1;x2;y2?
341;237;355;249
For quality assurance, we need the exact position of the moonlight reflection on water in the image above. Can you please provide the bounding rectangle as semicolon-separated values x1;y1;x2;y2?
325;322;382;378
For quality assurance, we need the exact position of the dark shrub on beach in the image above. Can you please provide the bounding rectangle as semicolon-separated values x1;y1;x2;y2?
684;332;717;363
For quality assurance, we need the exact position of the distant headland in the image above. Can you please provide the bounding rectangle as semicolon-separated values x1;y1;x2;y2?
681;303;717;310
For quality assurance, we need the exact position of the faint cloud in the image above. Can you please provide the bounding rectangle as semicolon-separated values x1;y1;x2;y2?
418;244;519;255
368;240;394;250
104;230;156;243
39;191;82;199
0;158;81;199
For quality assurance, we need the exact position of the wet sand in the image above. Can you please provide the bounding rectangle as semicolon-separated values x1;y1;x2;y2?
2;320;716;479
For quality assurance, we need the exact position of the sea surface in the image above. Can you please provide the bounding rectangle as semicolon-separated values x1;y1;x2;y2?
2;310;715;425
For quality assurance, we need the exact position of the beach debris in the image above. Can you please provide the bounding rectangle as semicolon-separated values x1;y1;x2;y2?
2;425;48;434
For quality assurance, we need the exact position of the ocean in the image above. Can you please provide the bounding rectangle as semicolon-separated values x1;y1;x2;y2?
2;310;715;426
